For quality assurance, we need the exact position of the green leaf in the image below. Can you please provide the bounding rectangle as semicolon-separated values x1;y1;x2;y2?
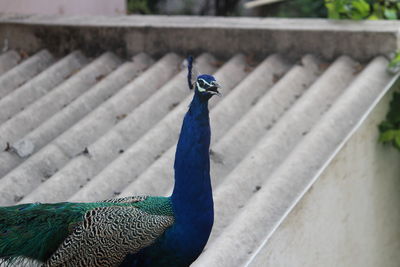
325;0;358;19
384;8;398;20
351;0;370;17
335;0;347;13
127;0;150;14
325;0;342;18
367;14;379;20
387;52;400;74
394;134;400;150
379;130;397;143
327;7;341;19
386;92;400;124
378;91;400;151
379;121;395;133
325;0;400;21
372;3;385;19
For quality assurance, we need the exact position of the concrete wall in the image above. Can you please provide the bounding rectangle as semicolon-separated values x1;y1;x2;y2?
0;16;399;61
248;88;400;267
0;0;126;16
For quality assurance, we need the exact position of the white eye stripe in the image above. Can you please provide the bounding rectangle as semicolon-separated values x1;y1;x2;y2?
198;78;214;87
197;78;216;93
196;81;206;92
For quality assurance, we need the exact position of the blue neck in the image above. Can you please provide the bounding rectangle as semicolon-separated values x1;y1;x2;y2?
170;91;214;254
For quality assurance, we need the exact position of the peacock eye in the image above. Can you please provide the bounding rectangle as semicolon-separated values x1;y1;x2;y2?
198;79;205;88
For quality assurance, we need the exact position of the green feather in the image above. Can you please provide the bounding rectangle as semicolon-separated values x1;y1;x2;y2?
133;196;173;216
0;196;173;265
0;202;91;263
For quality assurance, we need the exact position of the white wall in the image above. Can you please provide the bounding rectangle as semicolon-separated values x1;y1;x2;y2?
249;88;400;267
0;0;126;16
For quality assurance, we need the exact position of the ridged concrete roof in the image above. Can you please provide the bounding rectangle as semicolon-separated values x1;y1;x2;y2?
0;45;397;266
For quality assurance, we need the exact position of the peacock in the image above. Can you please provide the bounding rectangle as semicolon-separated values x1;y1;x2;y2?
0;56;220;267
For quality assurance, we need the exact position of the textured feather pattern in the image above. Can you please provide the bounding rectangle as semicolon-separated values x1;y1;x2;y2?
103;196;147;204
0;202;91;263
45;205;173;267
0;196;174;267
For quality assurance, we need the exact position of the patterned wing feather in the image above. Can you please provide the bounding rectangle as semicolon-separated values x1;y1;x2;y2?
102;195;147;204
44;205;174;267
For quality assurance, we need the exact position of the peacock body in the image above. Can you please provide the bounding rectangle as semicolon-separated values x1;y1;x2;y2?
0;57;220;267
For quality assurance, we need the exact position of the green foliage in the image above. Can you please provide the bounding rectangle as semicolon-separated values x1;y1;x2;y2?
325;0;400;20
274;0;327;18
127;0;150;14
388;51;400;74
379;92;400;151
325;0;369;19
324;1;400;73
127;0;161;14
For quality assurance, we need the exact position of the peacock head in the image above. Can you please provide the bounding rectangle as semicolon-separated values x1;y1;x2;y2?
195;74;221;97
186;55;221;100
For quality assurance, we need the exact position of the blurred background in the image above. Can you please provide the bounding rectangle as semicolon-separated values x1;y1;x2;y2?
0;0;326;18
1;0;399;21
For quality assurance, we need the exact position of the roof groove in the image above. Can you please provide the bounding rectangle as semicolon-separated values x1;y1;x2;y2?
210;54;322;189
0;50;87;126
0;51;89;176
19;53;182;204
0;49;54;99
67;54;248;202
0;53;124;205
51;53;180;157
0;50;20;75
0;144;72;205
0;52;120;148
208;55;359;244
12;54;152;158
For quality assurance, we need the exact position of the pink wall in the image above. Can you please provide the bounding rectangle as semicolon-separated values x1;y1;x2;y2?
0;0;126;15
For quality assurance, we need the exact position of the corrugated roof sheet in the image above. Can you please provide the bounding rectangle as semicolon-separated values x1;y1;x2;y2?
0;48;395;266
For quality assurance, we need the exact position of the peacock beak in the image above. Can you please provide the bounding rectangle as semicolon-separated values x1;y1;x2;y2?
208;82;221;96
